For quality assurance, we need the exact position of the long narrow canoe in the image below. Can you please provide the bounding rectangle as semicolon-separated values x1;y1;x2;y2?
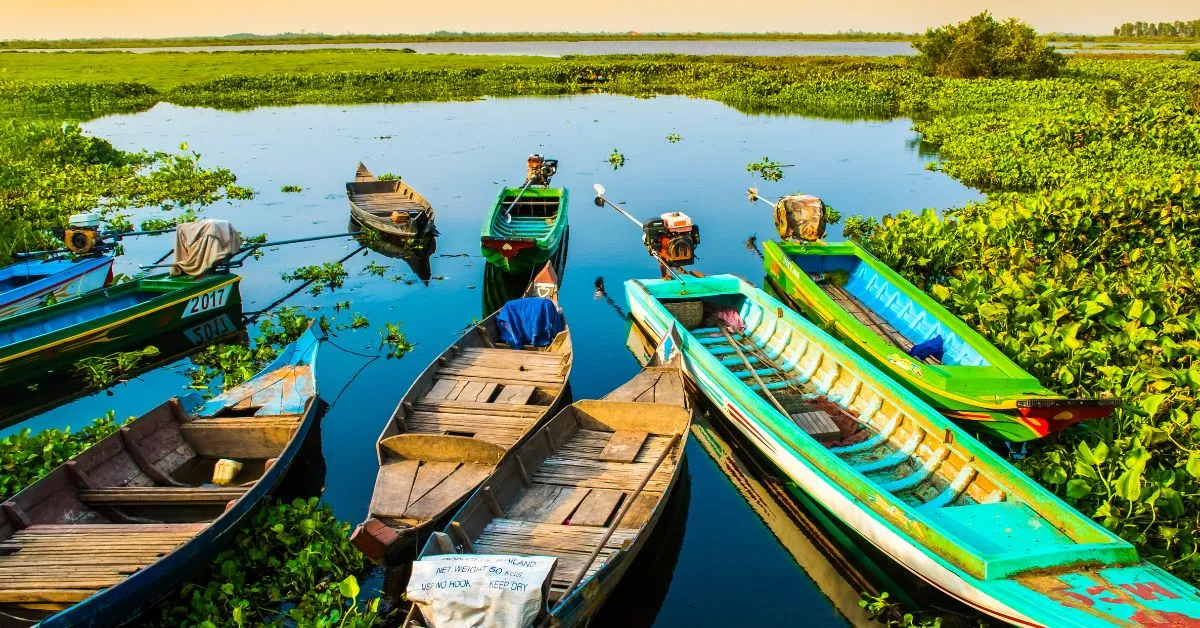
0;326;320;627
480;186;569;274
764;240;1116;442
408;350;691;627
626;274;1200;627
0;256;113;320
352;263;573;564
0;273;241;387
347;163;436;239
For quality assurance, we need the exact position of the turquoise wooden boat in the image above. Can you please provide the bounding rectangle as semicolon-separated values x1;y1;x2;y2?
626;274;1200;627
0;256;113;320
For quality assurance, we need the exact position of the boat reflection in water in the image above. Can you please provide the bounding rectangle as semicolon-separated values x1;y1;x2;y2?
352;224;437;285
0;309;247;429
624;320;951;626
481;229;568;317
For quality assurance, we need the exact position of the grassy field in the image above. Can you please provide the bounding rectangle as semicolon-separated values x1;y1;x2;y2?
0;50;557;90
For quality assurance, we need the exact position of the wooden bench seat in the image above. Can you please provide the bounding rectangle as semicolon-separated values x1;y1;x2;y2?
78;485;248;506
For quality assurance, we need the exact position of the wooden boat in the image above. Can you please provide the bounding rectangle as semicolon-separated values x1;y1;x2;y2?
625;274;1200;627
0;326;320;626
346;163;436;239
764;240;1116;442
407;341;691;627
0;255;113;320
351;263;573;564
0;272;241;388
480;186;569;274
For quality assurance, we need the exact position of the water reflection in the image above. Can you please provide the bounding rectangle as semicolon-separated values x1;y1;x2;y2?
481;228;569;317
0;310;246;428
355;228;438;284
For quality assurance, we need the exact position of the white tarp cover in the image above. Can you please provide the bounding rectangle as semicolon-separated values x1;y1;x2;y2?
171;219;241;276
406;554;558;628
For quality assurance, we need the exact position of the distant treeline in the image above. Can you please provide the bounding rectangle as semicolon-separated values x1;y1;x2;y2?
1112;20;1200;38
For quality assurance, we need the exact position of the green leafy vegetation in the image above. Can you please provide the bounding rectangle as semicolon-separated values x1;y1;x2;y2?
154;498;380;627
0;411;129;500
378;322;414;359
73;345;160;388
281;262;348;295
747;157;786;181
912;12;1065;79
666;132;682;143
0;121;248;263
1187;48;1200;61
375;172;401;181
607;148;626;170
362;261;389;276
280;184;303;193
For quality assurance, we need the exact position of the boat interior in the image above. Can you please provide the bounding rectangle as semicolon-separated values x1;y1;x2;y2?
0;353;315;609
422;368;690;604
367;313;572;532
0;277;199;347
489;189;561;239
651;283;1131;580
788;253;988;367
347;180;431;220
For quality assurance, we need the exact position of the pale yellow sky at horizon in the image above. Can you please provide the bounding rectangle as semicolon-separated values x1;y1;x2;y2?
1;0;1195;40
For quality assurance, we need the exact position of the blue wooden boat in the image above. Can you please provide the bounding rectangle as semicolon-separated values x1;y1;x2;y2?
626;274;1200;627
0;256;113;320
0;326;321;626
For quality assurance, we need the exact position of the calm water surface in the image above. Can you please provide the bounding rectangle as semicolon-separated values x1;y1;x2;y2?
5;94;982;625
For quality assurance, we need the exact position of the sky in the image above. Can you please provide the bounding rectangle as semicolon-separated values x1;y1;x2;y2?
1;0;1196;40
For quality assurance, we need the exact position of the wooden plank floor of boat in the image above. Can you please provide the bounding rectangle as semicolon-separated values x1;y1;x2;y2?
376;346;568;524
472;428;674;598
0;523;206;605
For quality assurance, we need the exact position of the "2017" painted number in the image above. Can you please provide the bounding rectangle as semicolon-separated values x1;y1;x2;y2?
182;285;232;319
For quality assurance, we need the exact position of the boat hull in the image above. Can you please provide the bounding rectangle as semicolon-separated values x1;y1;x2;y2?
0;256;114;320
763;240;1113;441
0;274;242;387
625;276;1200;627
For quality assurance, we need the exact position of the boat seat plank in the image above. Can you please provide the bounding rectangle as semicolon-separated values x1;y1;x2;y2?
369;460;420;519
507;485;591;524
78;485;248;505
403;463;493;521
598;431;649;463
453;381;494;403
436;366;563;385
619;492;661;530
408;462;462;506
790;411;841;442
424;378;459;401
494;385;536;405
413;400;545;415
568;489;624;527
445;355;566;374
460;347;565;363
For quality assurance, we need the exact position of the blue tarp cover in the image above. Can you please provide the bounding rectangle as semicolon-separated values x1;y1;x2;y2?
908;335;945;362
497;297;563;349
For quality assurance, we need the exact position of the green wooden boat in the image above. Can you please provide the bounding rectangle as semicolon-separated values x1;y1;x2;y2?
763;240;1115;442
0;273;241;387
480;186;569;274
626;274;1200;628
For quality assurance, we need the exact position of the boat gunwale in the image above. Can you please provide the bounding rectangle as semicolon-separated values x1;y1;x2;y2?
0;256;113;310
